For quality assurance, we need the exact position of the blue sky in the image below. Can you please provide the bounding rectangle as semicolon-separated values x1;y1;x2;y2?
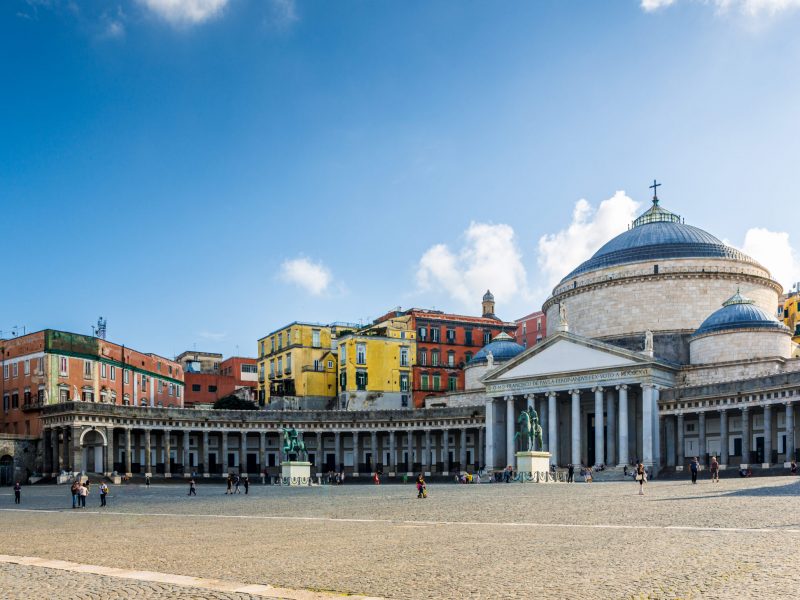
2;0;800;358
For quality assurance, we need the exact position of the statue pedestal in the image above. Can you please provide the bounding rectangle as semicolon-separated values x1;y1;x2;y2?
280;461;312;486
515;451;553;482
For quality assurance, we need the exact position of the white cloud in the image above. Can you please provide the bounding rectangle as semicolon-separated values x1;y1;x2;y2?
536;191;641;294
741;228;800;291
279;257;333;296
104;20;125;38
139;0;229;25
416;222;529;308
641;0;800;16
266;0;298;27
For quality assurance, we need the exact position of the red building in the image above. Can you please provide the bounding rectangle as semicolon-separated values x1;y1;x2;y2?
375;291;517;408
515;310;546;348
183;356;258;406
1;330;183;437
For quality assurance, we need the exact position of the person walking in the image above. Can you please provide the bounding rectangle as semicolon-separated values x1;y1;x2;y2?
243;476;249;495
416;473;427;499
690;457;699;484
234;475;241;494
225;474;233;495
13;481;21;504
567;464;575;483
79;482;88;508
636;462;646;495
71;481;80;509
145;475;151;489
99;482;109;507
188;479;197;496
709;456;720;483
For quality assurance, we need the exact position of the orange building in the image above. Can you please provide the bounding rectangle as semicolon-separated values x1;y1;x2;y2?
0;330;184;437
183;356;258;406
515;310;546;348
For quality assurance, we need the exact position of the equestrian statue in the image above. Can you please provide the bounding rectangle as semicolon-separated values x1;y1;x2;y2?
514;406;544;452
281;427;308;461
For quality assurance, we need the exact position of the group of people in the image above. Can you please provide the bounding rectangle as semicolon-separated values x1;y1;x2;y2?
325;471;346;484
225;473;250;494
70;480;110;507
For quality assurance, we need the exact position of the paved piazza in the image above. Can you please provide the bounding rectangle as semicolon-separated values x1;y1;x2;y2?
1;478;800;599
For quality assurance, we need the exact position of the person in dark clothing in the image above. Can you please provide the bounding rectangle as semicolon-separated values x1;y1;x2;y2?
188;479;197;496
567;464;575;483
243;476;249;494
690;457;699;484
13;482;21;504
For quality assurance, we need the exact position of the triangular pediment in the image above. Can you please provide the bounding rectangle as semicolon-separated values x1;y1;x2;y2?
483;332;655;383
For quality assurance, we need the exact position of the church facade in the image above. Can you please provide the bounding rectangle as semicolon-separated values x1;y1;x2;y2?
482;195;799;473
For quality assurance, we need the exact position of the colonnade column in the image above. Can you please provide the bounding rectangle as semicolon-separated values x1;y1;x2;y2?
786;402;795;463
62;428;70;473
239;432;247;476
51;429;60;475
698;412;707;462
334;431;341;472
641;384;654;466
653;386;662;468
258;431;266;481
719;410;729;467
459;428;467;471
72;426;82;474
105;428;114;475
763;404;773;466
593;387;604;467
125;428;132;476
617;385;629;466
352;431;360;474
388;431;396;473
547;392;557;465
164;429;172;477
676;413;685;467
442;429;450;474
506;396;515;469
316;432;324;472
539;396;548;452
406;430;413;473
485;398;495;470
144;429;152;477
741;407;751;465
424;430;431;474
371;431;378;472
42;429;51;475
478;426;485;469
570;389;580;466
606;388;616;467
203;431;211;477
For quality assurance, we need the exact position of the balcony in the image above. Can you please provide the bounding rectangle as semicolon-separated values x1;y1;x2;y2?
22;401;44;412
284;367;292;375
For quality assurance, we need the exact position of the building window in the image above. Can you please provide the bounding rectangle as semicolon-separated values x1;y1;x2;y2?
431;328;440;343
356;344;366;365
158;380;163;393
83;361;92;379
340;345;346;363
278;333;283;350
431;350;439;367
446;328;456;343
356;370;367;390
176;385;181;398
59;388;69;402
400;372;409;392
3;365;8;379
168;383;174;396
432;374;441;390
483;330;491;345
241;364;257;374
208;385;217;393
12;363;18;378
101;363;107;378
448;375;458;391
285;354;292;373
110;366;116;381
82;390;93;402
418;326;427;341
447;351;455;367
157;361;162;372
23;388;31;406
271;337;275;352
37;387;44;403
270;361;275;376
124;370;130;384
327;360;334;369
537;319;542;332
401;394;409;408
465;352;473;363
141;375;147;392
11;393;19;409
400;347;409;367
419;349;427;366
192;384;201;392
24;360;30;376
277;358;283;374
312;329;321;348
314;359;321;371
421;374;429;391
260;341;265;356
37;357;44;374
465;329;473;345
339;371;347;390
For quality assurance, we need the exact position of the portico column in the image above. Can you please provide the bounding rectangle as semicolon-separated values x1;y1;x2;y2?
653;386;662;468
641;384;654;467
570;389;580;466
763;404;773;466
352;431;360;474
42;429;51;475
105;428;114;475
388;431;396;473
406;430;413;473
786;402;795;463
370;431;378;472
125;428;132;476
62;428;70;472
485;398;495;469
334;431;342;472
164;429;172;477
144;429;152;477
317;432;324;471
258;431;266;481
203;431;210;477
51;429;60;475
741;407;751;465
72;426;82;474
593;387;604;467
442;429;450;474
676;413;685;467
719;410;729;467
505;395;516;469
238;432;247;476
547;392;557;464
459;428;467;471
698;411;707;463
539;396;548;452
424;430;431;474
478;426;485;469
617;385;629;466
606;389;616;466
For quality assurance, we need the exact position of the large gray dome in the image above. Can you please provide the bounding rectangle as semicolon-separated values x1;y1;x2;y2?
561;201;761;282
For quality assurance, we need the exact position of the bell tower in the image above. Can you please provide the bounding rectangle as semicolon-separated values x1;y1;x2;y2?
482;290;495;318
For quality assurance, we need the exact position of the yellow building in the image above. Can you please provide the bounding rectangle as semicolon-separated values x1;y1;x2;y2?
337;316;416;410
780;288;800;346
257;322;359;407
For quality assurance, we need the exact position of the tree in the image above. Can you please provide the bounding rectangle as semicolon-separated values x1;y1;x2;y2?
213;395;258;411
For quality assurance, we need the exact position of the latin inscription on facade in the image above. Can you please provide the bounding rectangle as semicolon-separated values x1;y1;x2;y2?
486;368;651;394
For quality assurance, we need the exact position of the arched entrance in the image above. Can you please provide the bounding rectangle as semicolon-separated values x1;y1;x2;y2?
81;430;106;473
0;455;13;486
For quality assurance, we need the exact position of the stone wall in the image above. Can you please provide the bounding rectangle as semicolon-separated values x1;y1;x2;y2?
678;357;800;387
0;435;39;484
690;330;793;365
544;257;780;341
600;332;692;365
424;390;485;408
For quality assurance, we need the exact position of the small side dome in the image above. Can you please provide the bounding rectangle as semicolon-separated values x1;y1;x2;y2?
468;332;525;365
483;289;495;302
693;290;789;337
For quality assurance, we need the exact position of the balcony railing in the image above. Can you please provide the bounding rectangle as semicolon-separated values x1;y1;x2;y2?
21;401;44;412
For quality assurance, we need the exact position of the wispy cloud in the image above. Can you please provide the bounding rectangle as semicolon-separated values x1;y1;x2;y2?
279;256;334;296
266;0;298;28
641;0;800;16
740;228;800;291
138;0;229;25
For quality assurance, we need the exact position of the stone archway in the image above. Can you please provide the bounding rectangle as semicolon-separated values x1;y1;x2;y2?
0;455;13;486
81;430;105;474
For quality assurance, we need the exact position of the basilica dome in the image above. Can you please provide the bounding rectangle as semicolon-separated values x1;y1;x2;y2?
469;332;525;365
694;290;789;337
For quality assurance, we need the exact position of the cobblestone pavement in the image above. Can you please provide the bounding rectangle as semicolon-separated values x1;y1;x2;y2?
2;476;800;599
